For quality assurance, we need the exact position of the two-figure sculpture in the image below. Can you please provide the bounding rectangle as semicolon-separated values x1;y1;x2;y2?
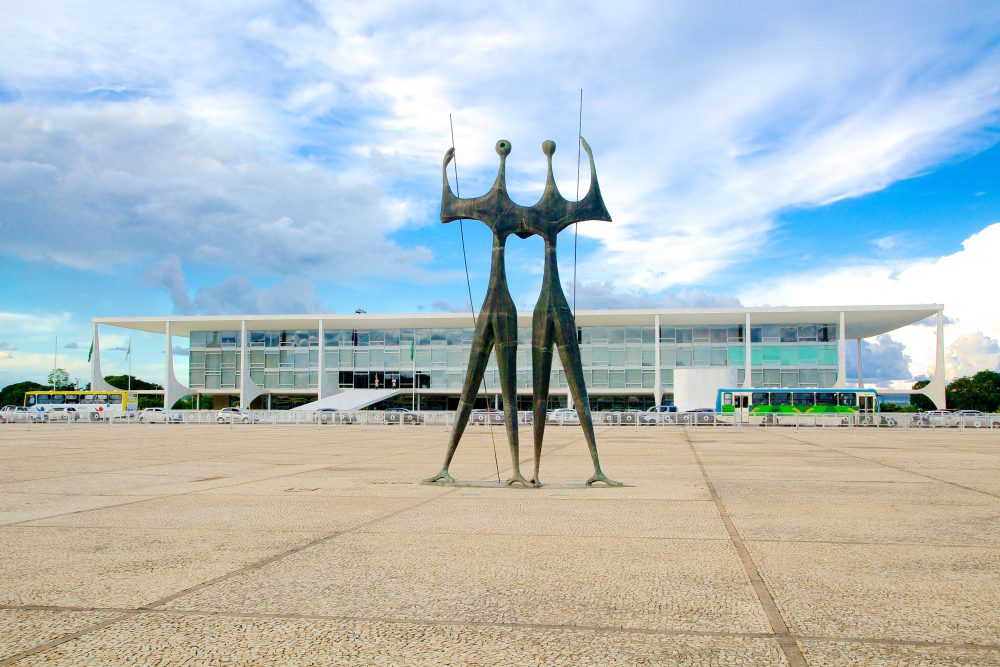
425;137;622;488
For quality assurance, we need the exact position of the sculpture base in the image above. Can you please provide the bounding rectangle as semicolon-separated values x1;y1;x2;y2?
420;479;631;489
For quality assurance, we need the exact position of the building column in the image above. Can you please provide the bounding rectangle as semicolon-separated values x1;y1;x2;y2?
653;314;662;406
836;311;846;388
317;319;326;399
163;321;191;410
857;338;864;388
239;320;247;408
917;309;948;409
743;312;752;389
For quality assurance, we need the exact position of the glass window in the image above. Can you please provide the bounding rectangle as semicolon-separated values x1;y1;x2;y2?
798;324;817;341
710;328;727;343
728;325;744;343
339;349;353;365
591;327;608;343
609;327;625;344
818;345;838;365
661;368;674;386
370;329;385;345
592;346;609;366
279;371;293;387
642;370;654;388
762;369;780;386
771;392;792;406
799;369;818;386
752;392;770;405
189;371;205;387
780;347;797;366
221;331;238;347
206;353;221;370
279;349;293;367
711;348;727;366
205;373;221;389
694;346;710;366
676;328;693;343
222;370;236;387
693;326;709;342
431;329;446;345
762;324;780;341
415;349;430;366
728;345;745;365
354;350;369;368
819;370;838;386
431;348;446;365
369;348;384;367
659;326;675;342
798;345;817;365
385;350;400;368
641;326;655;344
609;370;625;388
625;369;642;386
384;329;400;346
763;346;780;364
750;327;762;343
641;348;655;367
190;351;206;368
838;393;856;407
675;348;692;367
624;326;641;343
625;347;641;365
793;392;814;406
190;331;206;348
780;370;798;386
221;350;237;367
751;370;763;386
780;327;798;343
818;325;833;342
816;392;836;406
592;369;609;387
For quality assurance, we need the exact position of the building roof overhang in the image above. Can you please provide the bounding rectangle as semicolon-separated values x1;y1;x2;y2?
94;304;941;340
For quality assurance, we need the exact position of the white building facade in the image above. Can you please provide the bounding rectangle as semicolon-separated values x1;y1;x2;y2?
90;304;946;410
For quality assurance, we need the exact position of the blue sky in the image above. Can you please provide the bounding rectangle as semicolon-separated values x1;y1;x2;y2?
1;1;999;388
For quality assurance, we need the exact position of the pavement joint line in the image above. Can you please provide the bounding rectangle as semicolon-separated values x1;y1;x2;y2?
771;432;1000;500
684;431;807;667
5;604;999;654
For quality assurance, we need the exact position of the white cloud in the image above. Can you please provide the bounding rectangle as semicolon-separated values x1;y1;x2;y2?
574;282;742;310
947;332;1000;378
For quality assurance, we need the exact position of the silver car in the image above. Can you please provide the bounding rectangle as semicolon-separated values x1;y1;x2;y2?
0;405;44;423
216;407;259;424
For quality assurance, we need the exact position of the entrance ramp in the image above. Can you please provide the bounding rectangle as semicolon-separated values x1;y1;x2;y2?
292;389;401;412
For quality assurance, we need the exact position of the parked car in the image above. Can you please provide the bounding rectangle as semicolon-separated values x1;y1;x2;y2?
383;407;424;424
680;408;717;425
313;408;358;424
951;410;1000;428
471;408;505;425
0;405;44;423
911;410;954;427
45;406;81;422
640;405;678;424
216;407;259;424
139;407;183;424
546;408;579;425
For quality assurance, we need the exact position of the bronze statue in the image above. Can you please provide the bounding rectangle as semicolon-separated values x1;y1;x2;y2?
518;139;621;487
425;141;532;487
425;137;621;488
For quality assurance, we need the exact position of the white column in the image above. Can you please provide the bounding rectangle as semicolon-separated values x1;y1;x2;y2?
743;312;752;389
239;320;247;408
857;338;864;388
89;322;117;392
653;314;662;406
836;311;846;388
317;319;326;399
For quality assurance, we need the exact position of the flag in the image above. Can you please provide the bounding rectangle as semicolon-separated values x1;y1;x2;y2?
410;338;415;361
87;341;93;363
124;337;131;361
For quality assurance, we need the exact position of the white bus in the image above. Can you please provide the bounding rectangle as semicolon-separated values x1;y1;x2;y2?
25;391;138;421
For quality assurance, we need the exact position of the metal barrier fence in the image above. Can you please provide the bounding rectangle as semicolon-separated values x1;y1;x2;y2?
4;409;999;431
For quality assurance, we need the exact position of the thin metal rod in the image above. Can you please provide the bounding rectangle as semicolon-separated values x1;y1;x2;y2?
573;88;583;317
449;114;501;483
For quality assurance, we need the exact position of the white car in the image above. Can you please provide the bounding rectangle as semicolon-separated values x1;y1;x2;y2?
216;407;259;424
546;408;579;424
45;406;81;422
951;410;1000;428
0;405;44;423
383;407;424;424
139;407;183;423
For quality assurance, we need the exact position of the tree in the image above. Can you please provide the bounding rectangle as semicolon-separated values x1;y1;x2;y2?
0;381;47;407
104;375;164;409
910;380;935;411
947;371;1000;412
47;368;73;390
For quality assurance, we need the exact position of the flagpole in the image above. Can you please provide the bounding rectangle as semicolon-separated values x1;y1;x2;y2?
127;336;132;393
53;336;58;390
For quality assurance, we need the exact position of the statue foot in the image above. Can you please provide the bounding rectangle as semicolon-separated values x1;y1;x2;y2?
529;477;542;487
586;471;623;487
506;473;534;488
424;469;456;484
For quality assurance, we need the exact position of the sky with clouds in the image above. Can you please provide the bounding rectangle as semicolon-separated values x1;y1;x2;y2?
0;1;998;389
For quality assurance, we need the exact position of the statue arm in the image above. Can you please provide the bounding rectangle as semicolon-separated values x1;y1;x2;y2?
556;137;612;232
440;147;494;226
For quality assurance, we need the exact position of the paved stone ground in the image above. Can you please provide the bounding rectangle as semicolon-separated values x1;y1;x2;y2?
0;422;998;666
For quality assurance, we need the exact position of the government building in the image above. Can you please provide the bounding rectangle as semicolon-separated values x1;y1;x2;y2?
89;305;946;411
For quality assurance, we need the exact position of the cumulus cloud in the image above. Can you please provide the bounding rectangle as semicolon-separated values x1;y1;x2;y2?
0;342;16;351
190;275;324;315
574;282;742;310
63;341;79;349
847;335;913;385
947;332;1000;377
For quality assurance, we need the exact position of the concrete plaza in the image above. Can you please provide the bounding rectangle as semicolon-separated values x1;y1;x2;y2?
0;423;998;666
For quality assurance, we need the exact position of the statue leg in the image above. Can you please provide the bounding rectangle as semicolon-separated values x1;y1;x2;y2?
530;310;554;485
424;319;495;484
494;335;529;487
554;316;622;487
